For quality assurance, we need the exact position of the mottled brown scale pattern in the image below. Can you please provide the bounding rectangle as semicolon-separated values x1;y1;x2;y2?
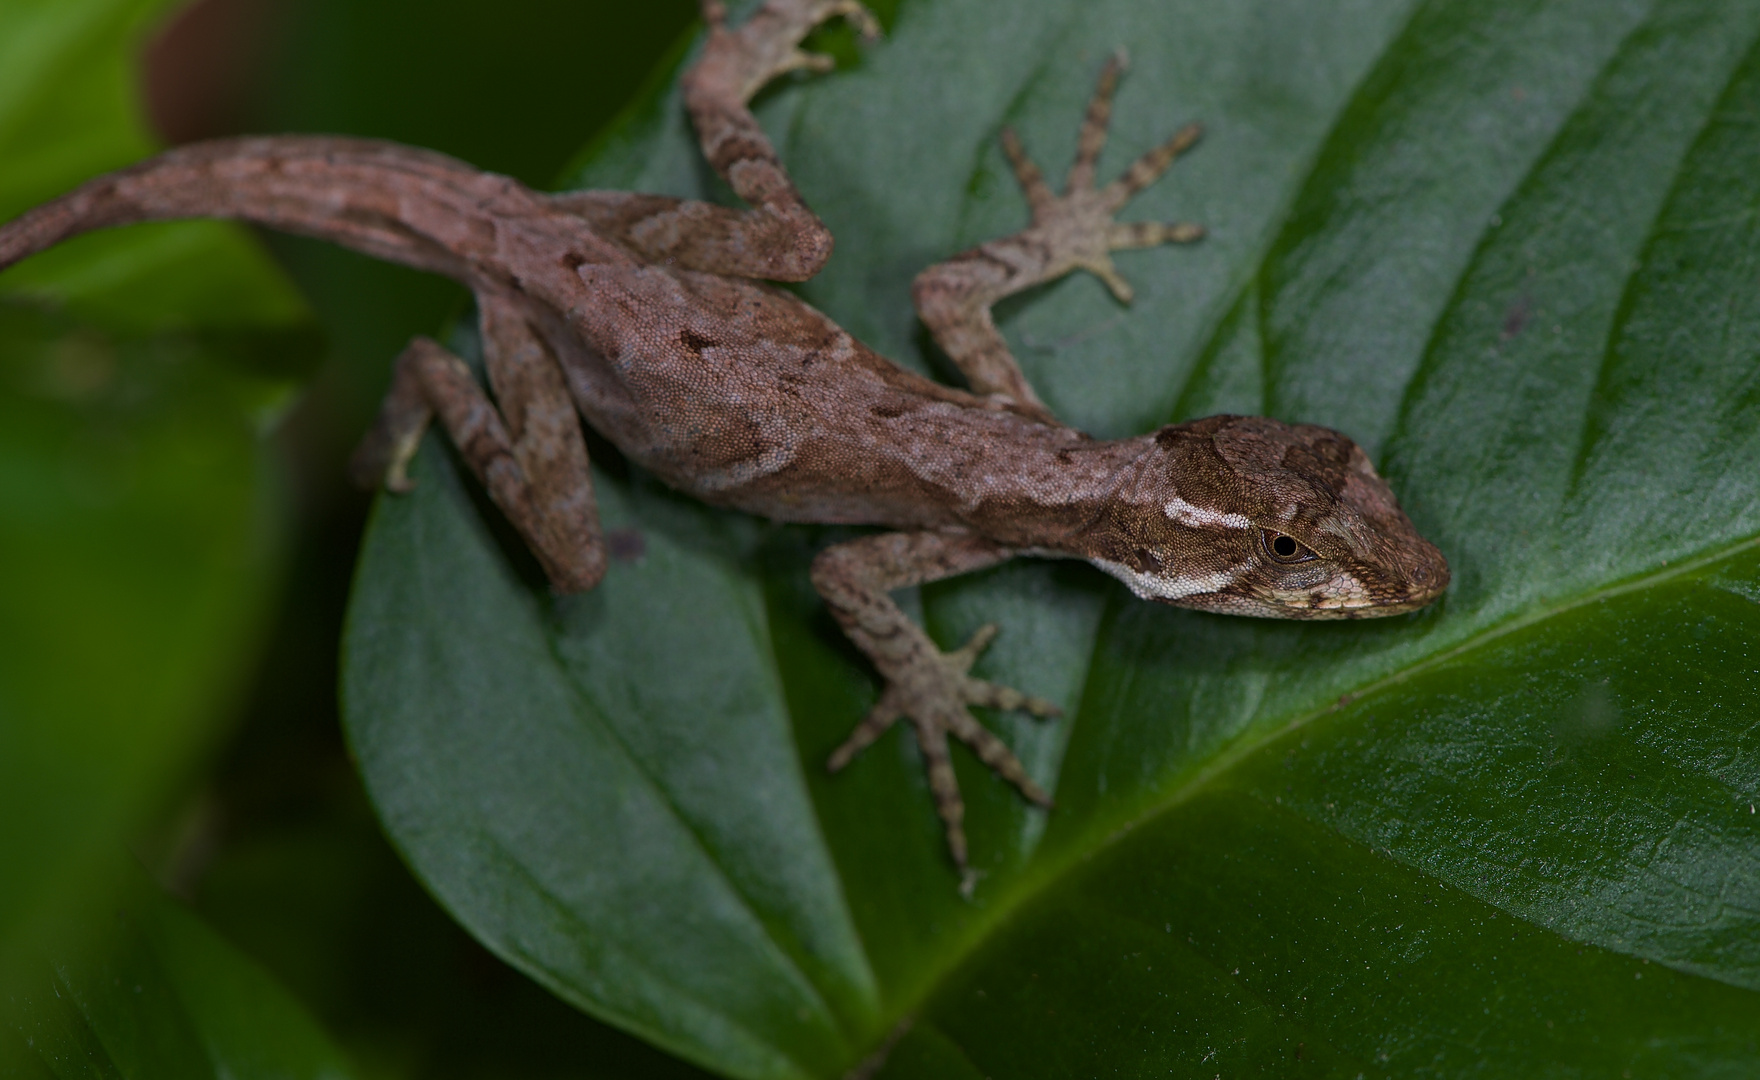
0;0;1448;887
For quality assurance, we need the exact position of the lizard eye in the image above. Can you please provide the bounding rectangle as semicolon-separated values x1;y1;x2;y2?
1261;529;1317;564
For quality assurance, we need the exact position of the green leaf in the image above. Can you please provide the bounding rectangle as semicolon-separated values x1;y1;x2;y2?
0;0;311;972
344;0;1760;1074
3;877;356;1079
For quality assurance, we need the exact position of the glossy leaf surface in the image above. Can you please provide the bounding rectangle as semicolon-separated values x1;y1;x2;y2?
0;0;309;967
345;0;1760;1074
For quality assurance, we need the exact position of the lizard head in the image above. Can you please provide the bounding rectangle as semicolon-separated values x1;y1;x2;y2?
1080;415;1448;619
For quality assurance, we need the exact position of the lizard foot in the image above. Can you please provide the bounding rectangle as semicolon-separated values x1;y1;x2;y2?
1000;49;1204;303
826;622;1060;880
700;0;881;102
349;337;440;494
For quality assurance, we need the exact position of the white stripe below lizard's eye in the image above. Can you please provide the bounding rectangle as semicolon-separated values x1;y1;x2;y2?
1164;496;1252;530
1092;558;1244;600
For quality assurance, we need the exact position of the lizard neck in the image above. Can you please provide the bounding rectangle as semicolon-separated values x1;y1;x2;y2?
947;427;1158;551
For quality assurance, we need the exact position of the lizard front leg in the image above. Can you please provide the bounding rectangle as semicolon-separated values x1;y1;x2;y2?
351;292;606;593
912;52;1204;416
812;531;1059;887
552;0;878;282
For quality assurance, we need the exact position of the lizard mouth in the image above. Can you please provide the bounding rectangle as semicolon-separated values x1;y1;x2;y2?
1316;552;1451;617
1222;548;1451;620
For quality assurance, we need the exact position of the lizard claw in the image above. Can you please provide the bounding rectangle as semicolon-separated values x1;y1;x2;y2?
797;50;839;75
946;621;1000;669
822;0;881;41
958;865;986;901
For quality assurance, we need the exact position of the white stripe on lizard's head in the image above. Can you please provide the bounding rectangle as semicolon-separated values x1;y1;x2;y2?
1164;496;1252;530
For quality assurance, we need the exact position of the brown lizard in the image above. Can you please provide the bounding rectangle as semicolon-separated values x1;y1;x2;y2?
0;0;1448;885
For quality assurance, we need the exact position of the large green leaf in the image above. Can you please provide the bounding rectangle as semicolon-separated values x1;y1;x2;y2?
2;877;356;1079
344;0;1760;1074
0;0;310;972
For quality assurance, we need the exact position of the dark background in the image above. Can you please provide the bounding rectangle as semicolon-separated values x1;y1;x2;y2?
140;2;705;1076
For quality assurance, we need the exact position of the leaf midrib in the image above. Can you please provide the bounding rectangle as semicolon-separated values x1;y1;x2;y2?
481;832;820;1080
539;609;854;1072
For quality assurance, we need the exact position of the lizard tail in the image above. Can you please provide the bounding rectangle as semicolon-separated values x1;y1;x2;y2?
0;135;574;283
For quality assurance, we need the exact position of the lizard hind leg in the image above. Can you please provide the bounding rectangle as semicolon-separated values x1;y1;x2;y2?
349;297;606;594
813;532;1059;883
911;50;1205;415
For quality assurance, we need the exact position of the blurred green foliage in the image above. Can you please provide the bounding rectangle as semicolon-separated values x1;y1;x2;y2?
1;0;700;1077
0;0;308;1007
3;872;356;1079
